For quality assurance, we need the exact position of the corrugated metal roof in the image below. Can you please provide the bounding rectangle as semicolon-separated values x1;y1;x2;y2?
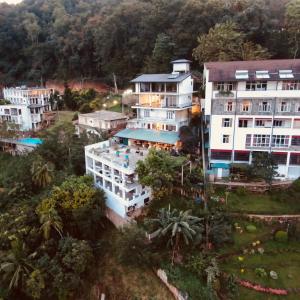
131;73;191;83
114;128;179;145
205;59;300;82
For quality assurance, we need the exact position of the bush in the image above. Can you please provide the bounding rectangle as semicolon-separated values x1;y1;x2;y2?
235;187;246;196
246;224;257;233
275;230;288;242
291;178;300;193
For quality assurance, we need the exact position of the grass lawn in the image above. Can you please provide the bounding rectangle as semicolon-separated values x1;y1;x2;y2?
219;221;300;300
218;191;300;214
56;110;76;123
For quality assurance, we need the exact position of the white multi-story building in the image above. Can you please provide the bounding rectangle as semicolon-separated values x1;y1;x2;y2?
85;140;151;224
204;59;300;179
116;59;193;149
0;86;51;131
85;60;194;224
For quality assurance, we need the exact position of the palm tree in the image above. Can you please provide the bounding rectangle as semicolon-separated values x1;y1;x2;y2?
31;157;54;188
0;240;33;291
149;207;203;264
39;208;63;240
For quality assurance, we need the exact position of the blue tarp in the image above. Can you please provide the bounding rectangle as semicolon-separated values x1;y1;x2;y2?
115;128;179;145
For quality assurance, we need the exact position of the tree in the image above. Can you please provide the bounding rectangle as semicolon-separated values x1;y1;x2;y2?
251;152;278;185
63;84;78;110
193;21;270;63
136;149;186;199
144;33;175;73
31;156;54;188
148;207;203;264
285;0;300;58
39;208;63;240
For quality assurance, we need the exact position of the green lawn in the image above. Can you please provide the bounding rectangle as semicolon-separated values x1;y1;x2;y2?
220;221;300;300
219;191;300;214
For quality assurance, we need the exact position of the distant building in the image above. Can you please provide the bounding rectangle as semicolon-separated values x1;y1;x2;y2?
0;86;52;131
203;59;300;179
85;59;194;225
77;110;127;135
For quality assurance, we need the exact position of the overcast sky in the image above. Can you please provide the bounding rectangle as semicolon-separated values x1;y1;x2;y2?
0;0;23;4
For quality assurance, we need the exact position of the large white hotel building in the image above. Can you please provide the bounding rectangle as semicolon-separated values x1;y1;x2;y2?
204;59;300;180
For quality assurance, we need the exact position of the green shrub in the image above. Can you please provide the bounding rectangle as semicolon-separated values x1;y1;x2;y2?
291;178;300;193
275;230;288;242
235;186;246;196
255;268;267;277
246;224;257;233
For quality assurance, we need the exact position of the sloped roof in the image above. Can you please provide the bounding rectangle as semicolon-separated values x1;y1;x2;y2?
114;128;179;145
205;59;300;82
171;59;192;64
79;110;127;121
131;72;191;83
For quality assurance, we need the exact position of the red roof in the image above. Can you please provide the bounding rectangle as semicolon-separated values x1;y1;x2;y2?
205;59;300;82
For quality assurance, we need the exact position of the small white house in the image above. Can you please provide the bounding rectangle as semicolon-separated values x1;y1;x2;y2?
77;110;127;135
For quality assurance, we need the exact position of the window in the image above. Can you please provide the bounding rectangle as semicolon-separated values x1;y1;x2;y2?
271;135;289;148
252;134;270;147
222;134;229;143
241;100;251;112
294;119;300;128
282;80;300;90
211;150;232;160
140;83;150;92
279;70;294;79
4;109;9;114
235;70;249;79
215;82;235;91
258;101;271;112
291;136;300;146
296;104;300;112
18;109;22;115
255;119;271;127
166;125;176;131
166;83;177;93
166;111;174;119
278;101;290;112
222;118;232;127
144;110;150;117
246;81;267;91
272;153;287;164
239;119;249;128
290;153;300;165
256;70;270;79
152;83;164;92
225;101;234;112
273;120;283;127
234;151;250;162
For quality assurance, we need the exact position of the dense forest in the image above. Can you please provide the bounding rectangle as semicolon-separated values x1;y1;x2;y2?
0;0;299;86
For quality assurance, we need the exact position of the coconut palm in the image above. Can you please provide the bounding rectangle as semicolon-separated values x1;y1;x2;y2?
39;208;63;240
149;207;204;263
0;240;33;291
31;157;54;188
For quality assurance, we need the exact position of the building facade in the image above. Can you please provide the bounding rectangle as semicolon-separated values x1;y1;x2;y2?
85;140;151;222
116;59;194;149
85;59;194;224
77;110;127;135
0;86;51;131
204;59;300;179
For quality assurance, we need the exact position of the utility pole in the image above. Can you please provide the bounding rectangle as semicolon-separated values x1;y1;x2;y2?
113;73;118;94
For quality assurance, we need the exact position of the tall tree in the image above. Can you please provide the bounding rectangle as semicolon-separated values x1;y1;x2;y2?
31;157;54;188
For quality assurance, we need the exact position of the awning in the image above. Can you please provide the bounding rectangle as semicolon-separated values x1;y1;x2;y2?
211;163;231;169
114;128;179;145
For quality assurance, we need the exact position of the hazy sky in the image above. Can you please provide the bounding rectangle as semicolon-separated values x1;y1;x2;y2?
0;0;23;4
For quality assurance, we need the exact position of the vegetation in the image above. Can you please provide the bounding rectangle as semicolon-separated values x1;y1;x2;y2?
0;0;297;85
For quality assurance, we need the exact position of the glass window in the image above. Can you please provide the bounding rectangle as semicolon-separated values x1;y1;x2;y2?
282;80;300;90
241;100;251;112
255;119;271;127
225;101;234;112
222;118;232;127
273;120;283;127
271;135;289;148
278;101;290;112
214;82;235;91
253;134;270;147
166;83;177;93
246;81;267;91
166;111;174;119
152;83;164;92
222;134;229;143
258;101;271;112
239;119;249;128
144;110;150;117
140;83;150;92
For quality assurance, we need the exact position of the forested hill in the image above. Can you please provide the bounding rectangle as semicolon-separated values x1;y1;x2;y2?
0;0;298;86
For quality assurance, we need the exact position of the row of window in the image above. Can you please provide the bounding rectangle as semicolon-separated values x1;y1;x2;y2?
223;100;300;113
143;110;175;119
222;117;300;128
211;150;300;165
140;83;178;93
214;80;300;91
